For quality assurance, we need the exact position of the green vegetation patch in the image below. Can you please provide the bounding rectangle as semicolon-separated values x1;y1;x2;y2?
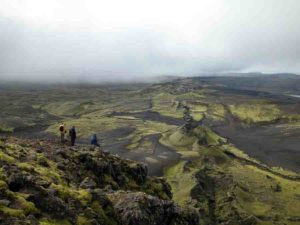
39;218;72;225
126;121;177;151
160;118;300;225
206;103;226;121
164;160;198;205
46;116;122;138
176;91;205;100
229;102;281;124
0;124;14;133
151;93;184;119
161;126;226;149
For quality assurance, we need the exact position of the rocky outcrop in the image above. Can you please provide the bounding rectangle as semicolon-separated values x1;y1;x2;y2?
108;191;199;225
0;137;199;225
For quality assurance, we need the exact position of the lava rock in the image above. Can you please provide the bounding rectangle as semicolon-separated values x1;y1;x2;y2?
80;177;97;189
108;191;199;225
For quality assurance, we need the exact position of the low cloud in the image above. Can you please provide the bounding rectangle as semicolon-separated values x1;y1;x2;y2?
0;0;300;82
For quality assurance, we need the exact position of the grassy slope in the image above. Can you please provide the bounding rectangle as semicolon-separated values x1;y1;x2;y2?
162;126;300;225
228;101;281;124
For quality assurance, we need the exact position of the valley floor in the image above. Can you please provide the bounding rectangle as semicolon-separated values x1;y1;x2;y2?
1;77;300;224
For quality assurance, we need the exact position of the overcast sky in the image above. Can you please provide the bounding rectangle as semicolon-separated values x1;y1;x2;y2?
0;0;300;82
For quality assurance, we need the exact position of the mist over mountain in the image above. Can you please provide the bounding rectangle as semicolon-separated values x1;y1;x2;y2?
1;0;300;83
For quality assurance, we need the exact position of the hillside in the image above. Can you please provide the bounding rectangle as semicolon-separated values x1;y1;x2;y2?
163;124;300;225
0;137;198;225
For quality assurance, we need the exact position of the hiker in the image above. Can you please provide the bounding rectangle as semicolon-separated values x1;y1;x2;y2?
59;123;67;143
69;126;77;146
91;134;100;149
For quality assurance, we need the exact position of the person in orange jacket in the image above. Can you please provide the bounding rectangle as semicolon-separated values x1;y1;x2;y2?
59;123;67;143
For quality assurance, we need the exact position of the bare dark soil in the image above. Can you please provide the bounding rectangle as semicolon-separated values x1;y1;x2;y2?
78;127;180;176
99;127;181;176
110;111;183;126
207;117;300;173
201;85;300;173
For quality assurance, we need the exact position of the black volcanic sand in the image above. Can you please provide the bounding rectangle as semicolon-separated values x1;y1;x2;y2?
123;134;181;176
99;128;181;176
110;111;183;126
114;110;300;174
9;108;300;174
104;112;183;175
212;122;300;173
202;89;300;173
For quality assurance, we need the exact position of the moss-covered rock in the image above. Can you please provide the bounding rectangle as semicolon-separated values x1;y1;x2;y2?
0;137;199;225
108;191;199;225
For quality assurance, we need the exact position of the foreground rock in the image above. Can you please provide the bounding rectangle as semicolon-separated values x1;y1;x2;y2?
0;137;199;225
109;191;199;225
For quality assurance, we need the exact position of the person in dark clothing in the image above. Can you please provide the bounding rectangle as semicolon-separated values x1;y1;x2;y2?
69;126;77;146
91;134;100;149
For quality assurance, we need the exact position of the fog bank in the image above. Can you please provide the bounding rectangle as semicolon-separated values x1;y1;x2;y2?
0;0;300;82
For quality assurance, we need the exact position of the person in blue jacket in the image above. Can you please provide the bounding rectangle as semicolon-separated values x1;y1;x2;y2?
91;134;100;149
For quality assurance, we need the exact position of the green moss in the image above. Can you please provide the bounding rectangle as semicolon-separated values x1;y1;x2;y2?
168;130;197;147
78;202;118;225
0;205;25;218
39;218;72;225
153;93;175;101
283;114;300;122
16;161;62;183
206;103;226;121
15;193;39;215
0;124;14;133
77;215;93;225
91;201;104;215
35;165;62;183
227;163;300;221
5;143;28;159
164;126;225;149
0;180;8;188
176;92;205;100
152;93;184;119
50;184;74;200
90;201;118;225
190;112;204;121
0;151;15;163
193;126;226;146
143;179;170;200
17;162;35;172
46;116;123;138
50;184;92;206
190;104;208;113
229;103;281;123
77;189;92;206
164;160;197;205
